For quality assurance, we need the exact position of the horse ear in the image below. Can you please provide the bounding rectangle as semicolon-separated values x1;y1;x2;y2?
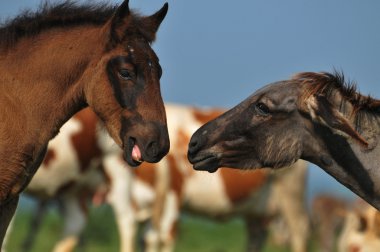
114;0;130;20
140;3;169;40
107;1;168;45
109;0;131;42
307;95;368;147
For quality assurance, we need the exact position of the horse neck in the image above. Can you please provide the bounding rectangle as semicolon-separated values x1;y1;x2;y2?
0;25;105;145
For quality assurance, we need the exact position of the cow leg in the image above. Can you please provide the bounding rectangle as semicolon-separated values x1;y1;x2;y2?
158;191;179;252
103;155;136;252
0;196;19;251
279;201;309;252
20;200;48;252
52;195;86;252
316;215;339;252
270;161;309;252
244;216;269;252
144;160;174;252
269;216;290;247
145;224;160;252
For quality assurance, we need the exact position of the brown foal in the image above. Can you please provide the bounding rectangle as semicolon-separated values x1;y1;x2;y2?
0;0;170;245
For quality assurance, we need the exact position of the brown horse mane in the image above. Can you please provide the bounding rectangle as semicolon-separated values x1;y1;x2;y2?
293;71;380;130
0;1;155;51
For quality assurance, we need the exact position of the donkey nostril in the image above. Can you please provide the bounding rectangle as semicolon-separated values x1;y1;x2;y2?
188;137;200;155
190;139;197;147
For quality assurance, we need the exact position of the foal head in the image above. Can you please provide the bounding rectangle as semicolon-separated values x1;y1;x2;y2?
188;71;380;172
80;1;170;166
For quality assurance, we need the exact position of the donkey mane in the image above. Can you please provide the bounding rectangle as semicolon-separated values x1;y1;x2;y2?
294;71;380;116
0;1;153;51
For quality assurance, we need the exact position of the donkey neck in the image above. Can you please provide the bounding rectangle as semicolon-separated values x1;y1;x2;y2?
311;99;380;209
0;25;105;149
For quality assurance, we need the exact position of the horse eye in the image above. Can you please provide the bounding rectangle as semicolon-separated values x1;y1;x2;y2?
255;102;270;115
119;69;132;80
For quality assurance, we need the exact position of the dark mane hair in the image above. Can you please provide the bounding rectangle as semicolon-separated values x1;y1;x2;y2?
294;71;380;113
0;1;115;50
293;71;380;131
0;1;154;51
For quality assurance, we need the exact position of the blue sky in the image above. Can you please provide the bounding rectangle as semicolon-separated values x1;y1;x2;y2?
2;0;380;202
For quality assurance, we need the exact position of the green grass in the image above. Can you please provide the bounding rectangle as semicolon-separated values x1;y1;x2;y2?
7;206;120;252
175;216;246;252
7;206;311;252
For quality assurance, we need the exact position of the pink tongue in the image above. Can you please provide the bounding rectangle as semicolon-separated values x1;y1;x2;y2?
132;145;142;162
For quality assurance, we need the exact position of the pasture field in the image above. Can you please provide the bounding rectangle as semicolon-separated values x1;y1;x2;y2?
7;205;316;252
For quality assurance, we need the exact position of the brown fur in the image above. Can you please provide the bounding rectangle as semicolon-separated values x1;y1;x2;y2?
220;168;268;204
166;154;185;198
0;1;169;247
133;161;156;187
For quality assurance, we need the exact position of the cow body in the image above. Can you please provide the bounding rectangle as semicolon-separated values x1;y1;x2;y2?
7;104;310;252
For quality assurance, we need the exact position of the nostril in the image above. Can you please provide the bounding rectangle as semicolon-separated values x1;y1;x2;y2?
190;139;197;147
188;137;200;155
146;141;159;158
190;140;198;148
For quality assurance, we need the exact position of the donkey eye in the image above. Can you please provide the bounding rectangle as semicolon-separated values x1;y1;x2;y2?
119;69;132;80
255;102;270;115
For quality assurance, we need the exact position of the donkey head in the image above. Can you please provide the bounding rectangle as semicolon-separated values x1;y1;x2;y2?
84;0;169;166
188;72;370;173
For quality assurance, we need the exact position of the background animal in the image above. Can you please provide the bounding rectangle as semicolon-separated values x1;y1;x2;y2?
6;104;310;252
338;199;380;252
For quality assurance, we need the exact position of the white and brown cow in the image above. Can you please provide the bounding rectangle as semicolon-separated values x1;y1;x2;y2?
19;108;113;252
338;199;380;252
7;104;310;252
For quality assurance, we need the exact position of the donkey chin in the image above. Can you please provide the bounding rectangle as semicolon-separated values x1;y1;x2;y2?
190;152;220;173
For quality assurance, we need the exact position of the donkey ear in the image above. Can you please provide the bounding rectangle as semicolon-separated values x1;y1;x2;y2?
140;3;169;41
109;0;131;42
307;95;368;147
